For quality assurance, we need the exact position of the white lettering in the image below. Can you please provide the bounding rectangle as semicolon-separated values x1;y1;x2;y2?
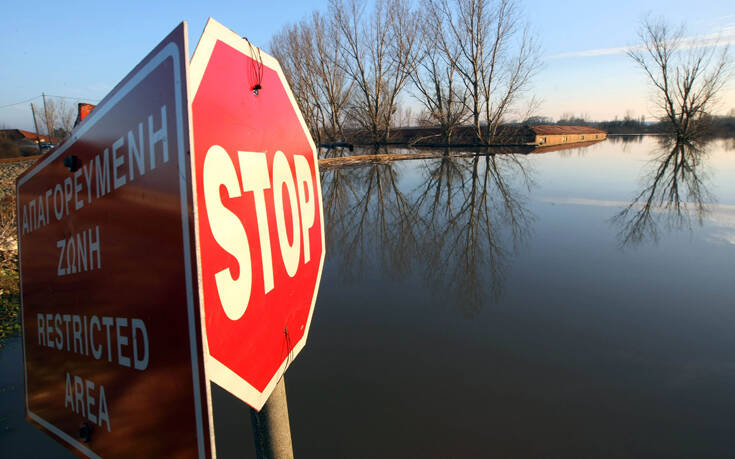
238;151;274;293
73;169;84;210
64;373;109;432
63;177;73;216
294;155;315;263
128;123;145;180
72;315;82;353
203;145;251;320
66;235;76;274
272;151;300;277
76;231;88;272
74;375;85;416
85;380;97;424
62;314;71;351
98;385;110;432
112;136;126;190
21;205;29;235
57;226;101;276
82;162;93;203
148;105;168;170
115;318;131;367
90;316;102;359
37;195;46;227
65;373;73;410
29;200;36;231
102;317;114;362
53;184;64;220
131;318;149;370
95;149;111;198
46;313;54;350
54;314;63;349
37;314;45;346
44;188;53;223
90;226;101;270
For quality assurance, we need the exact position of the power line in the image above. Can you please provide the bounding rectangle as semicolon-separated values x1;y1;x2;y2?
0;93;101;109
0;95;41;109
46;94;102;102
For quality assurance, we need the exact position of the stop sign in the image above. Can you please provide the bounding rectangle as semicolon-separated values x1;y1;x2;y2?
190;19;325;410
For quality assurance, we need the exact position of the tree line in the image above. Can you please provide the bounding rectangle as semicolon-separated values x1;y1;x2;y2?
525;110;735;137
269;0;541;146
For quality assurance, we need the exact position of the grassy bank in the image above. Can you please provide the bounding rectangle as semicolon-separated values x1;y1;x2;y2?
0;162;25;350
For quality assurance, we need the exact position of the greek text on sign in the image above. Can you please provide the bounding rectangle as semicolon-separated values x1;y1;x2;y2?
16;24;211;458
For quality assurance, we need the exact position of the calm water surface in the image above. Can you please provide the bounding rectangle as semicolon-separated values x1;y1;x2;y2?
3;136;735;457
286;136;735;458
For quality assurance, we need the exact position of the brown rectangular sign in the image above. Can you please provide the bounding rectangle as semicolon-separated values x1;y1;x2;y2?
16;23;210;458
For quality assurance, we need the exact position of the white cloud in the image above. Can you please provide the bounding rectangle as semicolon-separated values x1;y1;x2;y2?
549;45;632;59
548;26;735;60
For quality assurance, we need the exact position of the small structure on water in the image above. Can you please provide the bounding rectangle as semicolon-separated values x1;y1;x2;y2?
343;123;608;147
519;125;607;146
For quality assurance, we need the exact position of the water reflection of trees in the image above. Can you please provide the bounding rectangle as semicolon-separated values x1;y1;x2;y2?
417;154;533;315
323;160;421;281
614;138;712;246
321;148;533;316
606;135;645;144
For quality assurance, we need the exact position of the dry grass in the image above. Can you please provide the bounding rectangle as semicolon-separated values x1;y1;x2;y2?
0;194;19;348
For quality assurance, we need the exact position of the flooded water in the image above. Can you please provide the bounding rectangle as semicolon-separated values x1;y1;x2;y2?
285;136;735;458
3;136;735;457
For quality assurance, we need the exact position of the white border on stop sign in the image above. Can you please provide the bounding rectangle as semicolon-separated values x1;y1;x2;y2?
188;18;326;413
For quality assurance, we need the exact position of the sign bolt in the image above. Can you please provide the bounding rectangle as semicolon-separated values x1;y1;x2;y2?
64;155;81;172
78;423;92;443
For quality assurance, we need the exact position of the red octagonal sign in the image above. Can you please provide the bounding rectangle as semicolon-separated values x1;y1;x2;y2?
190;19;325;410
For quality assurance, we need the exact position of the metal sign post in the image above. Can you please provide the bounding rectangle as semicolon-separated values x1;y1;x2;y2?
250;377;294;459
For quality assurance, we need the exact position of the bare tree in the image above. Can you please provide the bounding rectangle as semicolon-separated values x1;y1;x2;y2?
429;0;541;144
409;1;469;144
270;22;323;144
311;11;353;141
271;11;353;146
37;98;76;140
391;105;414;128
628;17;733;140
330;0;421;144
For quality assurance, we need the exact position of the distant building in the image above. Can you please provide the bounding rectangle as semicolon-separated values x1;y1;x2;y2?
0;129;58;144
520;125;607;146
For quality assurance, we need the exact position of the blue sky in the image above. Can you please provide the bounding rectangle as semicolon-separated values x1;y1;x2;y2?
1;0;733;130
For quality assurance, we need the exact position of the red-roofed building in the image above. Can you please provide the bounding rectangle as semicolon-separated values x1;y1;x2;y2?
518;125;607;146
0;129;59;144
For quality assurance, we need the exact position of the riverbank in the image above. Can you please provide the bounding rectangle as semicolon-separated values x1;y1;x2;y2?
0;156;33;350
334;118;735;147
342;124;608;147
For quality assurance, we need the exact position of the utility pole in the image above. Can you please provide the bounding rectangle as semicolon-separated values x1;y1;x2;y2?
42;92;52;143
30;103;43;155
